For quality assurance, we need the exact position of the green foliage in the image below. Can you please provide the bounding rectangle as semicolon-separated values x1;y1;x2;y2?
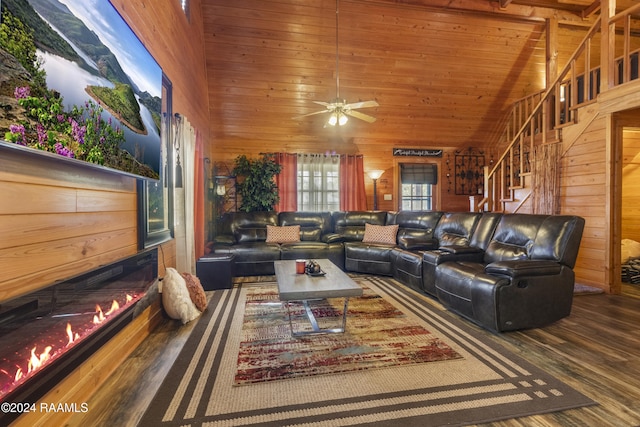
5;87;158;178
89;83;145;132
0;10;47;95
233;154;282;212
2;0;78;62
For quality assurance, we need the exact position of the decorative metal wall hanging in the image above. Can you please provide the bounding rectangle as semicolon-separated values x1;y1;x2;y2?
454;148;485;195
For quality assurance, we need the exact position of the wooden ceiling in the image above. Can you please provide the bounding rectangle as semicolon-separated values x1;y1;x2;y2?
201;0;633;159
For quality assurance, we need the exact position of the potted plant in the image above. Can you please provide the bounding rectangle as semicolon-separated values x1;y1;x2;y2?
233;154;282;212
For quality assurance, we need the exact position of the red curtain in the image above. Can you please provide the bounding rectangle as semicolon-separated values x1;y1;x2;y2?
274;153;298;212
340;154;367;210
194;130;205;258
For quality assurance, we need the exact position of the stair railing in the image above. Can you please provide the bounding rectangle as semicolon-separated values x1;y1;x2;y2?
475;17;602;212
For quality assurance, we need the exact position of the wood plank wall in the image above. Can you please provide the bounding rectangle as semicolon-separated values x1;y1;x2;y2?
0;147;138;302
561;113;607;288
203;0;549;216
622;128;640;242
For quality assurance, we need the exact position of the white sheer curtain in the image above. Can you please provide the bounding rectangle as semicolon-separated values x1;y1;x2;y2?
297;154;340;212
173;114;197;274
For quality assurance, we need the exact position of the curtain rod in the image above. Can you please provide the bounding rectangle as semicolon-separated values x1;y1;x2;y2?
260;152;363;158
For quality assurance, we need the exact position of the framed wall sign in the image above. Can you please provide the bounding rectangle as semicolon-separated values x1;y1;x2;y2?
393;148;443;157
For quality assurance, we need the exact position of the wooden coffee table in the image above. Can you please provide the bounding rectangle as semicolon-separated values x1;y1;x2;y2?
274;259;363;336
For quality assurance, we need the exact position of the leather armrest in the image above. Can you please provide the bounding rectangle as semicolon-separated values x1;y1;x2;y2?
485;260;562;278
423;248;484;264
397;236;438;250
214;234;236;245
321;233;344;243
438;245;483;255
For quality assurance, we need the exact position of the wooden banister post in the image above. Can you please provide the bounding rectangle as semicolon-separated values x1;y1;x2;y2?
600;0;616;92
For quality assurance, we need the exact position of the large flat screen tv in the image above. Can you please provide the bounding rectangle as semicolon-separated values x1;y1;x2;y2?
1;0;163;180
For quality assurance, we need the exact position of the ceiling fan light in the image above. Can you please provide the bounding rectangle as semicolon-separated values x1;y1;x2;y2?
338;113;348;126
328;113;338;126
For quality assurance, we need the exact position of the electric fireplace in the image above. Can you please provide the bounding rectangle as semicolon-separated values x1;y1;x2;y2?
0;249;158;423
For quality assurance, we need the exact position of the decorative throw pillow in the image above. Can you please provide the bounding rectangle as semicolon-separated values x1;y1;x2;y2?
161;268;201;324
362;223;399;245
181;272;208;312
265;225;301;243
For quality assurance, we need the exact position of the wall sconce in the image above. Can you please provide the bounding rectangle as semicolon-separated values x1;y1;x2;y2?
368;170;384;210
214;176;227;196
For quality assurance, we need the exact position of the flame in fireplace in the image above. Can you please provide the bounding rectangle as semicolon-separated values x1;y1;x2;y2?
93;304;105;324
105;300;120;316
28;346;52;374
66;322;79;346
2;291;143;401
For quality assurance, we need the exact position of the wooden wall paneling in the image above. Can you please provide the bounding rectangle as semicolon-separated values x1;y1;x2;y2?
205;0;548;168
622;128;640;242
0;246;137;304
0;181;77;214
561;114;607;289
0;211;136;251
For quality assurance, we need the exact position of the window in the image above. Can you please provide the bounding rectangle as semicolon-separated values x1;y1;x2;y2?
400;163;437;211
401;183;432;210
297;154;340;212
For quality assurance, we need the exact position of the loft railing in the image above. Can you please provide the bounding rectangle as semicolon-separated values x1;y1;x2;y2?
476;2;640;212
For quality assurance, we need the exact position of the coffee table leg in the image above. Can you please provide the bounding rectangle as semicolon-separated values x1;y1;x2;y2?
285;298;351;337
341;297;350;331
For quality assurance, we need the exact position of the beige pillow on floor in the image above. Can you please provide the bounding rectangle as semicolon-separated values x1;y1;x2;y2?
162;268;201;324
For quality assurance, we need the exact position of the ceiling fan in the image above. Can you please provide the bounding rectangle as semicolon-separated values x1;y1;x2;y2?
294;0;378;126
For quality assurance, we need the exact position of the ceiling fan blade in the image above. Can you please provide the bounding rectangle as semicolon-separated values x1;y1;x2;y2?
312;100;334;107
293;110;331;119
344;100;378;109
344;109;377;123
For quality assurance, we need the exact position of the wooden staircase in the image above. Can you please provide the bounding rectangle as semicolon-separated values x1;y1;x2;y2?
474;2;640;213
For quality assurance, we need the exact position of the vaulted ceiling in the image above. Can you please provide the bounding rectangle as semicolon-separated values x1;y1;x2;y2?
201;0;636;158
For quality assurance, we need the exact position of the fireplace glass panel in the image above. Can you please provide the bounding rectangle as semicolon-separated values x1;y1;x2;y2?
0;249;158;404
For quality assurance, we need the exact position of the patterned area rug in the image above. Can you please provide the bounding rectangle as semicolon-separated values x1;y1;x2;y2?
235;284;462;385
140;275;596;426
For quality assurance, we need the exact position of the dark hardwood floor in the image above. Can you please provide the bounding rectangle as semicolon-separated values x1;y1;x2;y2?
65;283;640;427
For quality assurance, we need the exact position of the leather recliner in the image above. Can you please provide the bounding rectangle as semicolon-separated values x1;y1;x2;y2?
422;213;502;296
433;214;585;332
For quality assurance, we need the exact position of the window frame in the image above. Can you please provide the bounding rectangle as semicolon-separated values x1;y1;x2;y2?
296;155;340;212
397;161;439;211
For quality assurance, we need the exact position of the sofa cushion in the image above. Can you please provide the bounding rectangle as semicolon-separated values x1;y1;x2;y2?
333;211;387;241
344;242;395;275
483;214;545;263
230;211;279;244
265;225;300;243
235;227;267;244
388;211;442;250
278;211;332;241
362;223;399;245
434;212;481;247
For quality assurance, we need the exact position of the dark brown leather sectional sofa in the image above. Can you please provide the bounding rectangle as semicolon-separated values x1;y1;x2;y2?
208;210;585;332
